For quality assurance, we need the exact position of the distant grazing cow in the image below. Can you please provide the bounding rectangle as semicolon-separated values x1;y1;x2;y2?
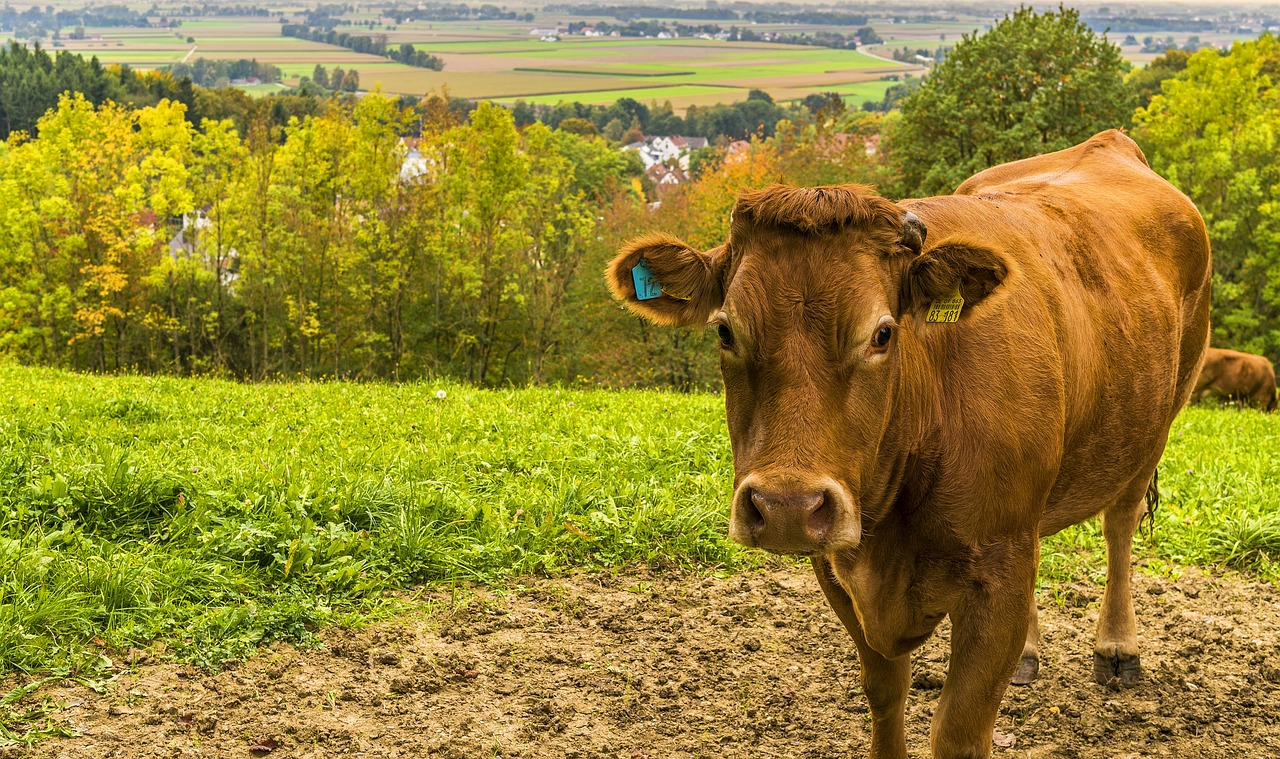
607;130;1211;758
1194;347;1276;412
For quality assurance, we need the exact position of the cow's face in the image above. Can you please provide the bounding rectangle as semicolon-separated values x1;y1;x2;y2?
608;184;1004;555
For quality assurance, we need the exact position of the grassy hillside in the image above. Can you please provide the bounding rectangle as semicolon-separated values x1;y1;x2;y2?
0;365;1276;677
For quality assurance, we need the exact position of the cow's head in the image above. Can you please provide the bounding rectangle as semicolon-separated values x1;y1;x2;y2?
607;184;1007;555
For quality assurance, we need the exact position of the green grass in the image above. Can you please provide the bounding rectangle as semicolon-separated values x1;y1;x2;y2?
234;83;287;97
795;80;899;103
0;364;1276;688
0;365;743;675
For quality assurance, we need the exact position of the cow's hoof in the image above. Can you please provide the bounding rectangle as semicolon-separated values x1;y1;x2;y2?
1093;650;1141;687
1011;653;1039;685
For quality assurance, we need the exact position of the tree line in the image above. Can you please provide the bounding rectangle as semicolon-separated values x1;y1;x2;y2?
171;58;282;88
0;4;149;39
281;25;444;71
545;5;870;26
0;41;198;139
511;91;809;143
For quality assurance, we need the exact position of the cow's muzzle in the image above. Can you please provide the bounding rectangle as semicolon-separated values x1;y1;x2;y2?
728;474;859;554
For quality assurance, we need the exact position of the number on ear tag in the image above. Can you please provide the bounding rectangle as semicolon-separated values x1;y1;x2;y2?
632;259;662;301
926;286;964;323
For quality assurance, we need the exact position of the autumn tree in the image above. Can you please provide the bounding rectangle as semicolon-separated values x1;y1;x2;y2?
0;95;197;370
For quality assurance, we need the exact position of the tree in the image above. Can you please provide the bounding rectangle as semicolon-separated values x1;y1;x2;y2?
0;94;197;371
687;145;722;179
887;6;1133;196
855;26;882;45
1126;48;1191;108
510;100;536;128
557;117;598;137
312;64;330;89
1133;34;1280;362
515;124;598;382
430;102;529;384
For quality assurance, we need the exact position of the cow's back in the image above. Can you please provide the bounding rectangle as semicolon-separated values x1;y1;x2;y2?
903;130;1212;534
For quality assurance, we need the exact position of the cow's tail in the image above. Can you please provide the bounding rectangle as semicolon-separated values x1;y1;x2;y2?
1141;468;1160;539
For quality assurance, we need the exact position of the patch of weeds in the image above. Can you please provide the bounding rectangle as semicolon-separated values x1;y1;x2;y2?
1206;513;1280;570
0;678;79;746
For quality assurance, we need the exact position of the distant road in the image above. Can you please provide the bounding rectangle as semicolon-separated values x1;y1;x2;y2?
182;45;197;63
860;46;918;68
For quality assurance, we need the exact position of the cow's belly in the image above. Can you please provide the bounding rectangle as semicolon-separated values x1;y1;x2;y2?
1040;346;1186;534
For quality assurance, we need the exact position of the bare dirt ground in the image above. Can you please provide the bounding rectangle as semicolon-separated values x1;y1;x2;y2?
20;563;1280;759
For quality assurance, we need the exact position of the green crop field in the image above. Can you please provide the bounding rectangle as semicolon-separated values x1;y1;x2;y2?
0;364;1277;684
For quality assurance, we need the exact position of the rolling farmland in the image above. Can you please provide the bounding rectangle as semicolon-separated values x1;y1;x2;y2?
8;6;1266;111
21;16;922;109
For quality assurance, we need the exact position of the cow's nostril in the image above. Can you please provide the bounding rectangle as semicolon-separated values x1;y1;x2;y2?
807;493;834;539
744;488;767;533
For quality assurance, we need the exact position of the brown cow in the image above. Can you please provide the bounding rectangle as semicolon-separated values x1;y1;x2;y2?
606;130;1211;758
1194;347;1277;411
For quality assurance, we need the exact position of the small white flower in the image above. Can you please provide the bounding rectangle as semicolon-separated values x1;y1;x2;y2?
436;390;447;400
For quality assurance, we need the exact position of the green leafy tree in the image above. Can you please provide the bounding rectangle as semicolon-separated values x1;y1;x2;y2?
432;102;529;383
1126;48;1192;108
1134;34;1280;361
888;6;1133;196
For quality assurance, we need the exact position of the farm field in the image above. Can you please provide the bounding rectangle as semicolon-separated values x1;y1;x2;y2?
0;365;1278;750
23;17;923;108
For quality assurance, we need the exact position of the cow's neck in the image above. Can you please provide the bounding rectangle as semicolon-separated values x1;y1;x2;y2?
829;332;959;657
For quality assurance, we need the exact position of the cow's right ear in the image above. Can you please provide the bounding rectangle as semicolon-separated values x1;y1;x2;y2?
606;233;728;327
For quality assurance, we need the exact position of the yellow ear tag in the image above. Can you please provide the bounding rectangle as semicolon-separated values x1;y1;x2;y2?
926;286;964;323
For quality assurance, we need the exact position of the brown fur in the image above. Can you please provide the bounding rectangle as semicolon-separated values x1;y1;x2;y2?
734;182;904;236
1194;347;1277;412
605;130;1212;758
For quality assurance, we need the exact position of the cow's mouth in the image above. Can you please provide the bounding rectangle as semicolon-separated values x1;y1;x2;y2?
728;475;860;554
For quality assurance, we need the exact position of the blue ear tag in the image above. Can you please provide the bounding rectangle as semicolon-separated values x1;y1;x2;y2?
632;259;662;301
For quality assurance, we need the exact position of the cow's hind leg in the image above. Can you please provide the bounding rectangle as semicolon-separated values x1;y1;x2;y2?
1011;600;1039;685
1093;483;1149;686
812;556;909;759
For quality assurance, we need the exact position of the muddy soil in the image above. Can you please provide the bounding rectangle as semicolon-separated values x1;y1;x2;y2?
20;564;1280;759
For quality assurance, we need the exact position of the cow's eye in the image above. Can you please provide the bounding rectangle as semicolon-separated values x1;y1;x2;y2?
717;323;734;349
871;325;893;348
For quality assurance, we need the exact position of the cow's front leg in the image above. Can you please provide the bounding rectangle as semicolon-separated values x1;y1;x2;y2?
812;556;910;759
930;541;1036;758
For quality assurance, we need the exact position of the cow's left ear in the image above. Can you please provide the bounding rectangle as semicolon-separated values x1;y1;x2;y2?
901;241;1009;318
606;233;729;327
